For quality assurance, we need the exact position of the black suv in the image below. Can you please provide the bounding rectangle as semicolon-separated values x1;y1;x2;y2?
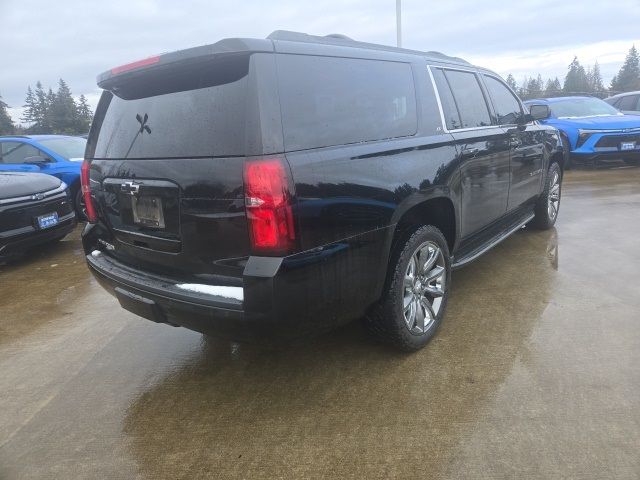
82;31;563;351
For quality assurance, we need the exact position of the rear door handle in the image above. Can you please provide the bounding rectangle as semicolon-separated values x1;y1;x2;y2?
461;147;479;156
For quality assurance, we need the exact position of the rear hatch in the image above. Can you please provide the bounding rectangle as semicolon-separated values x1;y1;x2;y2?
86;47;282;282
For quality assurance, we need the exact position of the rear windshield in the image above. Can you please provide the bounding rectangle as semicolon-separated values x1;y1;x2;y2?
277;55;417;151
92;56;249;159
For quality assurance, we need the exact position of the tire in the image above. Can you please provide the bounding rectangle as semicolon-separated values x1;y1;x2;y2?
531;162;561;230
365;225;451;352
74;188;87;221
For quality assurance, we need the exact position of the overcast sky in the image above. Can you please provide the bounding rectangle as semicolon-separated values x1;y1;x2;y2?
2;0;639;123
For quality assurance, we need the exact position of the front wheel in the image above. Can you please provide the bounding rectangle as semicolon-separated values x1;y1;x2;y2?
74;188;87;221
531;162;561;230
365;225;451;352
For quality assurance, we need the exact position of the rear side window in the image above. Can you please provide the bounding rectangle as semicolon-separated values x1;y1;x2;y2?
277;55;417;150
431;68;462;130
432;68;491;130
617;94;639;111
483;75;522;125
92;56;249;159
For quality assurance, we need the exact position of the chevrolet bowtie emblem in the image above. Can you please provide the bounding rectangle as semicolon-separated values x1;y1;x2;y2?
121;181;141;195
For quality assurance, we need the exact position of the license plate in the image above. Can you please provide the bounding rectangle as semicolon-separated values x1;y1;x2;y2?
621;141;636;151
132;196;165;228
37;212;59;229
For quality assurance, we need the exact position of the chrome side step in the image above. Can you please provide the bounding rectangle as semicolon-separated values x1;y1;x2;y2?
452;213;534;270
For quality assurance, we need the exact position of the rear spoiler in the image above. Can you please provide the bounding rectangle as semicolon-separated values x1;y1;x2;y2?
97;37;274;90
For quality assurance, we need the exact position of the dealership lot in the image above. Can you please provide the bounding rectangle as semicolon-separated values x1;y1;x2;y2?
1;167;639;479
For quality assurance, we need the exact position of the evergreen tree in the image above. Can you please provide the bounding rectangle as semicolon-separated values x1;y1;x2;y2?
611;45;640;92
505;74;517;91
75;94;93;132
50;79;78;134
526;75;543;98
22;86;37;125
518;76;529;98
563;57;590;93
544;77;562;97
0;93;16;135
33;81;49;132
588;61;605;93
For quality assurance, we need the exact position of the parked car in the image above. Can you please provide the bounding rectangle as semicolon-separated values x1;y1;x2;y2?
0;135;87;217
604;91;640;115
0;172;76;261
81;31;564;351
524;96;640;167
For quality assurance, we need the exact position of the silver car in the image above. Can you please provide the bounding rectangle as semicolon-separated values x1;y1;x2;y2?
605;91;640;114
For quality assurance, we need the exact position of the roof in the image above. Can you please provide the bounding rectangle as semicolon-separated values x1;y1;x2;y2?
267;30;471;66
99;30;473;87
607;90;640;99
0;134;79;140
524;96;598;104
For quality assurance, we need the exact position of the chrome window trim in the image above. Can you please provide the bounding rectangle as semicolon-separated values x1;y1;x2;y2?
426;64;502;134
0;183;67;206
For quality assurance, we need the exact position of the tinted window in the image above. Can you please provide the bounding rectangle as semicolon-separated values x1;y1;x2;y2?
0;142;42;164
443;69;491;129
616;94;639;111
93;59;249;159
431;68;462;130
277;55;417;150
484;75;522;125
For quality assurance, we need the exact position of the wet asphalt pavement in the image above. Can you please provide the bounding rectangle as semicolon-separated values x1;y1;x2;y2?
1;167;639;479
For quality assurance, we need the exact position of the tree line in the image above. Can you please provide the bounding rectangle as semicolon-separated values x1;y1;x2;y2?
508;45;640;100
2;45;640;136
0;79;93;136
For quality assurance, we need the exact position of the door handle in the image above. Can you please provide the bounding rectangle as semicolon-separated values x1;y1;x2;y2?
461;147;479;156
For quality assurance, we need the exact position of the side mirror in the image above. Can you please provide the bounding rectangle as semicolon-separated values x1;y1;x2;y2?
528;104;551;121
23;155;50;165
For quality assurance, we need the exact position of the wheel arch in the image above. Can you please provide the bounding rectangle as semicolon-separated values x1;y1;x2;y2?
374;194;458;303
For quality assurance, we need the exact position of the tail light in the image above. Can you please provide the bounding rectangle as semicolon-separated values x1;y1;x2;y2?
244;158;296;255
81;159;98;223
111;55;160;75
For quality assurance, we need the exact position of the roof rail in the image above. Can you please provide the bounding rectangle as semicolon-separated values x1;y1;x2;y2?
266;30;470;65
0;135;30;139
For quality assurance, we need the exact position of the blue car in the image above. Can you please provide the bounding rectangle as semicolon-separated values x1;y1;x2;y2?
524;96;640;167
0;135;87;217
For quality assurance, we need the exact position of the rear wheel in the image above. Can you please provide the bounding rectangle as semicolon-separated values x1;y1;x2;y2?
365;225;451;352
531;162;561;230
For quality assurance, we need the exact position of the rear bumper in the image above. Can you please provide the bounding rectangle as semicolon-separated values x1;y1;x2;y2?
86;250;254;337
83;222;391;341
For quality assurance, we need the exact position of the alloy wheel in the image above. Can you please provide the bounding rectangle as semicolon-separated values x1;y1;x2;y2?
548;171;561;220
403;241;446;335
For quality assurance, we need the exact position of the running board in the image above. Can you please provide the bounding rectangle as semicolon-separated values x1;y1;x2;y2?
451;213;534;270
